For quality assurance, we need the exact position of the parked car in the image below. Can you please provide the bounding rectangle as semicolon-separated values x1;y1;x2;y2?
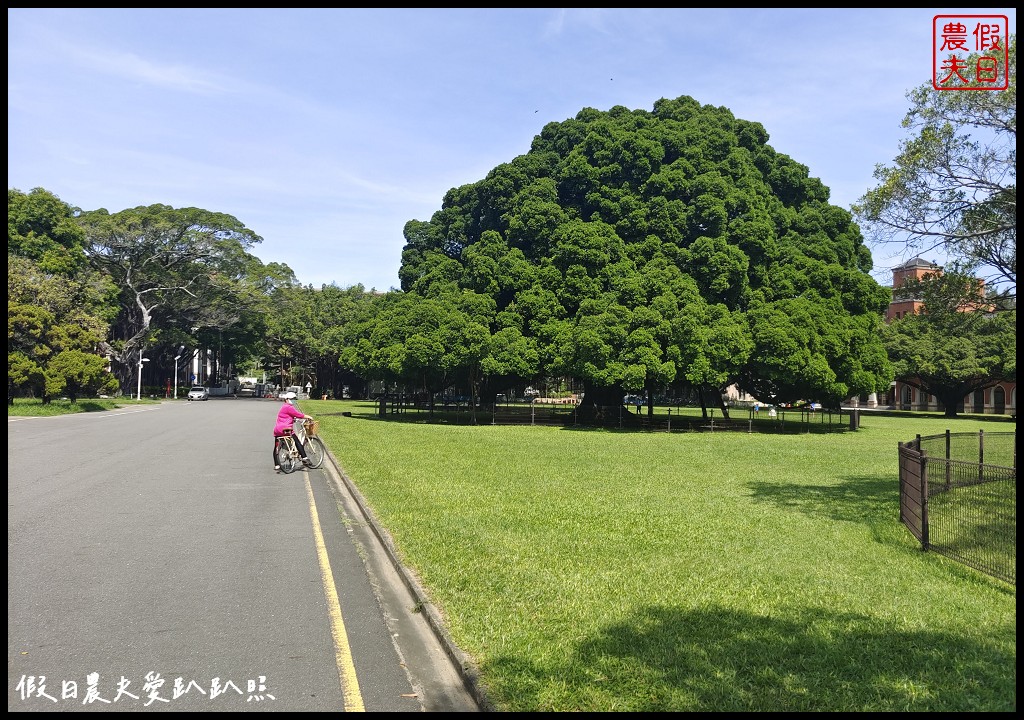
279;385;303;399
187;386;209;401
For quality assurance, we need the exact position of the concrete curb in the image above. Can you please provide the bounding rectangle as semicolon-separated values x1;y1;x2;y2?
322;450;494;712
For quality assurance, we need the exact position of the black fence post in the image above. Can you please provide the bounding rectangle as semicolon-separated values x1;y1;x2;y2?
921;450;930;548
979;429;985;483
945;429;952;489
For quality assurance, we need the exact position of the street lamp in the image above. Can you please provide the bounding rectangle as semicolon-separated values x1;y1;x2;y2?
136;351;150;400
173;344;185;399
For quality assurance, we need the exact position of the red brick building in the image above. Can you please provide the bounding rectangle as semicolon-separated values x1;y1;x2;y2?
885;257;941;322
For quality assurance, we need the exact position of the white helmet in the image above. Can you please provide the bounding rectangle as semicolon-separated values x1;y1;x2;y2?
282;391;297;403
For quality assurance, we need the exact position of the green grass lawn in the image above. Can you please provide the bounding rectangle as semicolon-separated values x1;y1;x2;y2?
11;397;1015;710
6;397;161;416
307;400;1015;712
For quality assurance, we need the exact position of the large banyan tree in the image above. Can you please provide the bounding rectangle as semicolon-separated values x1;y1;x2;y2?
397;96;893;415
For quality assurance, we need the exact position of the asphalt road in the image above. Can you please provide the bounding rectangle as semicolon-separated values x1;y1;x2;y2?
8;397;481;712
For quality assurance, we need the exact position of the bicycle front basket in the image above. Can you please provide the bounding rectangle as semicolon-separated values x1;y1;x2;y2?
304;419;320;436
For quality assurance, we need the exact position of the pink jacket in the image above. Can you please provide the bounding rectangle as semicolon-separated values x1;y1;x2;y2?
274;403;306;437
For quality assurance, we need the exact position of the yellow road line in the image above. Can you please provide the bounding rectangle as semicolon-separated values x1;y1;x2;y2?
304;475;365;712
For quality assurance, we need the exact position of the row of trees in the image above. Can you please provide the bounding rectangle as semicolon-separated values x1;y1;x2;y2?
8;189;298;402
6;189;1011;417
8;52;1016;416
8;98;893;416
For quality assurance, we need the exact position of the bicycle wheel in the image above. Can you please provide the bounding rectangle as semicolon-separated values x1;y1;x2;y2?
276;438;298;474
303;436;326;469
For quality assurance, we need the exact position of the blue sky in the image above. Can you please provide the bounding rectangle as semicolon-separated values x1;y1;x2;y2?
8;8;1016;291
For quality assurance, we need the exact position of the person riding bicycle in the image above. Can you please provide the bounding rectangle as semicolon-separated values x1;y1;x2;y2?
274;391;312;471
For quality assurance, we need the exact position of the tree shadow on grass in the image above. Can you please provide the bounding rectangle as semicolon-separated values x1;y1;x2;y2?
77;401;109;412
745;473;934;562
747;474;899;526
745;474;1015;589
481;603;1015;711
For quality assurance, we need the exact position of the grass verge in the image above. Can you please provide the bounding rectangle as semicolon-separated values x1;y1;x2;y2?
6;397;161;416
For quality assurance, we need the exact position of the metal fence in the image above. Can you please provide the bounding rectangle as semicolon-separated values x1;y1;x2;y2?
377;397;856;434
898;430;1016;585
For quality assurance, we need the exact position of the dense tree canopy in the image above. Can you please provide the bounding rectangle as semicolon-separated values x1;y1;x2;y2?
8;187;89;275
263;281;378;399
396;95;893;412
76;203;271;390
8;188;119;402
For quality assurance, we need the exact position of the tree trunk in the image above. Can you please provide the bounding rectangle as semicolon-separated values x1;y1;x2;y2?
935;388;962;418
716;391;731;421
468;367;481;425
697;386;731;420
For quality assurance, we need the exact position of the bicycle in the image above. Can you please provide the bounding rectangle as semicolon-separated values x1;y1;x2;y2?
274;417;326;474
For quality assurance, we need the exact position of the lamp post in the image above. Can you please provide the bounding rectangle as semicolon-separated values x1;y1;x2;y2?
173;344;185;399
136;351;150;400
